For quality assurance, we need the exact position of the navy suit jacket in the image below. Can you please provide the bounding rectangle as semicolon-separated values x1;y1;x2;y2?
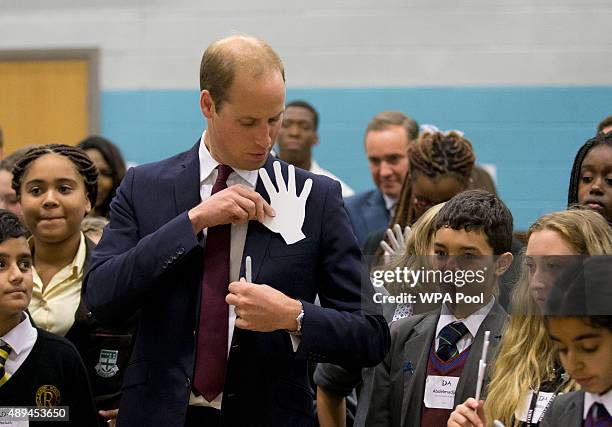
84;141;390;426
344;189;390;248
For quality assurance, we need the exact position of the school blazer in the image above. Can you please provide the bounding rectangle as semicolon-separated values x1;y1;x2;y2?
361;302;507;427
540;390;584;427
84;141;390;426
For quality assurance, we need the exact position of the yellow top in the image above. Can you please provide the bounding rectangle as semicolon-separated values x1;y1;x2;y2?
29;233;87;336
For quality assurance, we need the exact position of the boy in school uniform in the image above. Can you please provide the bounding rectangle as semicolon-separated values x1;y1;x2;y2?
362;190;514;427
541;256;612;427
0;210;97;426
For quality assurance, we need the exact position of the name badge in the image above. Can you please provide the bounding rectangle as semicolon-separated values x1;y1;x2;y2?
515;390;555;423
424;375;460;409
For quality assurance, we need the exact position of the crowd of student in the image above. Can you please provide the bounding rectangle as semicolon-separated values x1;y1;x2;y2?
0;107;610;427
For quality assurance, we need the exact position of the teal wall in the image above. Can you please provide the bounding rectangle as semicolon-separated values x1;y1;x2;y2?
101;87;612;230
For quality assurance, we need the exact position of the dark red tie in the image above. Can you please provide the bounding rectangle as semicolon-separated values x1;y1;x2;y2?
193;164;233;401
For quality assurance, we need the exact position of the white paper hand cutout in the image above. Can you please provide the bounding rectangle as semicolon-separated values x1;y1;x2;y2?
380;224;412;262
259;162;312;244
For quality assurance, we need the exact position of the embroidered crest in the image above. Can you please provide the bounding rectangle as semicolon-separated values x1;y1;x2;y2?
95;349;119;378
36;385;61;407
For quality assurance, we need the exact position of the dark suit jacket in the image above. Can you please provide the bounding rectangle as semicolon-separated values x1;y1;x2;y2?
540;391;584;427
84;142;390;427
344;189;389;248
361;302;507;427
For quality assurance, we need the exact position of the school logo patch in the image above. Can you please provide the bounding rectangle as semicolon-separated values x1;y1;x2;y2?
36;385;61;408
95;349;119;378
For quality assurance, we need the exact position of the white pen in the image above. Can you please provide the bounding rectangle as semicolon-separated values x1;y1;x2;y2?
474;330;491;402
245;255;252;283
475;361;487;401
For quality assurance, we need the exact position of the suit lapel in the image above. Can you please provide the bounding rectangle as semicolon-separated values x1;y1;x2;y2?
174;141;202;217
400;311;440;427
241;155;275;282
455;302;507;404
564;392;584;426
364;190;389;233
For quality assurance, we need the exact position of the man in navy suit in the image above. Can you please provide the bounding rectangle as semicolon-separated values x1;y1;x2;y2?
84;35;389;426
344;111;418;247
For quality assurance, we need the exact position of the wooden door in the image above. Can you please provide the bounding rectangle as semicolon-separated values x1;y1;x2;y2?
0;50;98;156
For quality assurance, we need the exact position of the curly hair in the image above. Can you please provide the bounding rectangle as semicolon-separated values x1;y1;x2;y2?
11;144;98;208
0;209;28;244
485;209;612;427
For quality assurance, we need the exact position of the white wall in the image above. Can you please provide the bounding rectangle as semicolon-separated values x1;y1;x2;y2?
1;0;611;90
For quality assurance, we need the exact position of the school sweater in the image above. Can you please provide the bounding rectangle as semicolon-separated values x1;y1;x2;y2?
0;328;98;426
421;344;472;427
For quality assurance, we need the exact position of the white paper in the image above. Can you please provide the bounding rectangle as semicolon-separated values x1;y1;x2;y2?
259;162;312;245
423;375;460;409
515;390;555;423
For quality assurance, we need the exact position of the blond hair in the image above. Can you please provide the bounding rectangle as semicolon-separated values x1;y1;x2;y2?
383;203;444;298
484;209;612;426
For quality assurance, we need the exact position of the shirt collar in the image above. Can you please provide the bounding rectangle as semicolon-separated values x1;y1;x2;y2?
382;194;397;212
199;130;259;188
28;233;87;278
437;297;495;340
2;312;37;357
584;389;612;420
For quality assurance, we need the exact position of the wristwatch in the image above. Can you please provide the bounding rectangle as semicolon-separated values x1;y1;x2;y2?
289;303;304;336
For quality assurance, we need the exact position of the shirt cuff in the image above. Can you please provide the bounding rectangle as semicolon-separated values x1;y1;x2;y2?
289;334;301;352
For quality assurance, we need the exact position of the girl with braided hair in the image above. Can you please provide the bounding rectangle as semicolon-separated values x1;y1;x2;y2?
396;130;475;227
364;131;476;267
567;131;612;224
12;144;135;426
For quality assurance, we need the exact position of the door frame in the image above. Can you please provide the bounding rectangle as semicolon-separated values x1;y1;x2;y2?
0;48;100;134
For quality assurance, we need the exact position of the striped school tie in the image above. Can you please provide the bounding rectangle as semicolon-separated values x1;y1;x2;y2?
437;321;469;361
0;339;12;387
585;402;612;427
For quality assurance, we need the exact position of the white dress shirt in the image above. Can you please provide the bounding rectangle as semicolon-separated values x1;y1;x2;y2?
189;132;258;409
382;194;398;218
2;312;38;377
435;297;495;353
583;388;612;420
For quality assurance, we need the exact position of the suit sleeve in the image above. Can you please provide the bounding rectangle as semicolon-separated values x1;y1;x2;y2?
295;179;390;368
84;167;200;323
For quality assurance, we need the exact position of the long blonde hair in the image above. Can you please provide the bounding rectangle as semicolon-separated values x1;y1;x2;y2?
383;203;445;297
484;209;612;426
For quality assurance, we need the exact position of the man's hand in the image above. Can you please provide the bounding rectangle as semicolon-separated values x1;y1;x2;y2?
99;409;118;426
226;278;302;332
259;162;312;244
188;184;275;233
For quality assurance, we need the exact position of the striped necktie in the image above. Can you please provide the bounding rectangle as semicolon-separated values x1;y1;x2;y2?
585;402;612;427
0;339;12;387
437;321;469;361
